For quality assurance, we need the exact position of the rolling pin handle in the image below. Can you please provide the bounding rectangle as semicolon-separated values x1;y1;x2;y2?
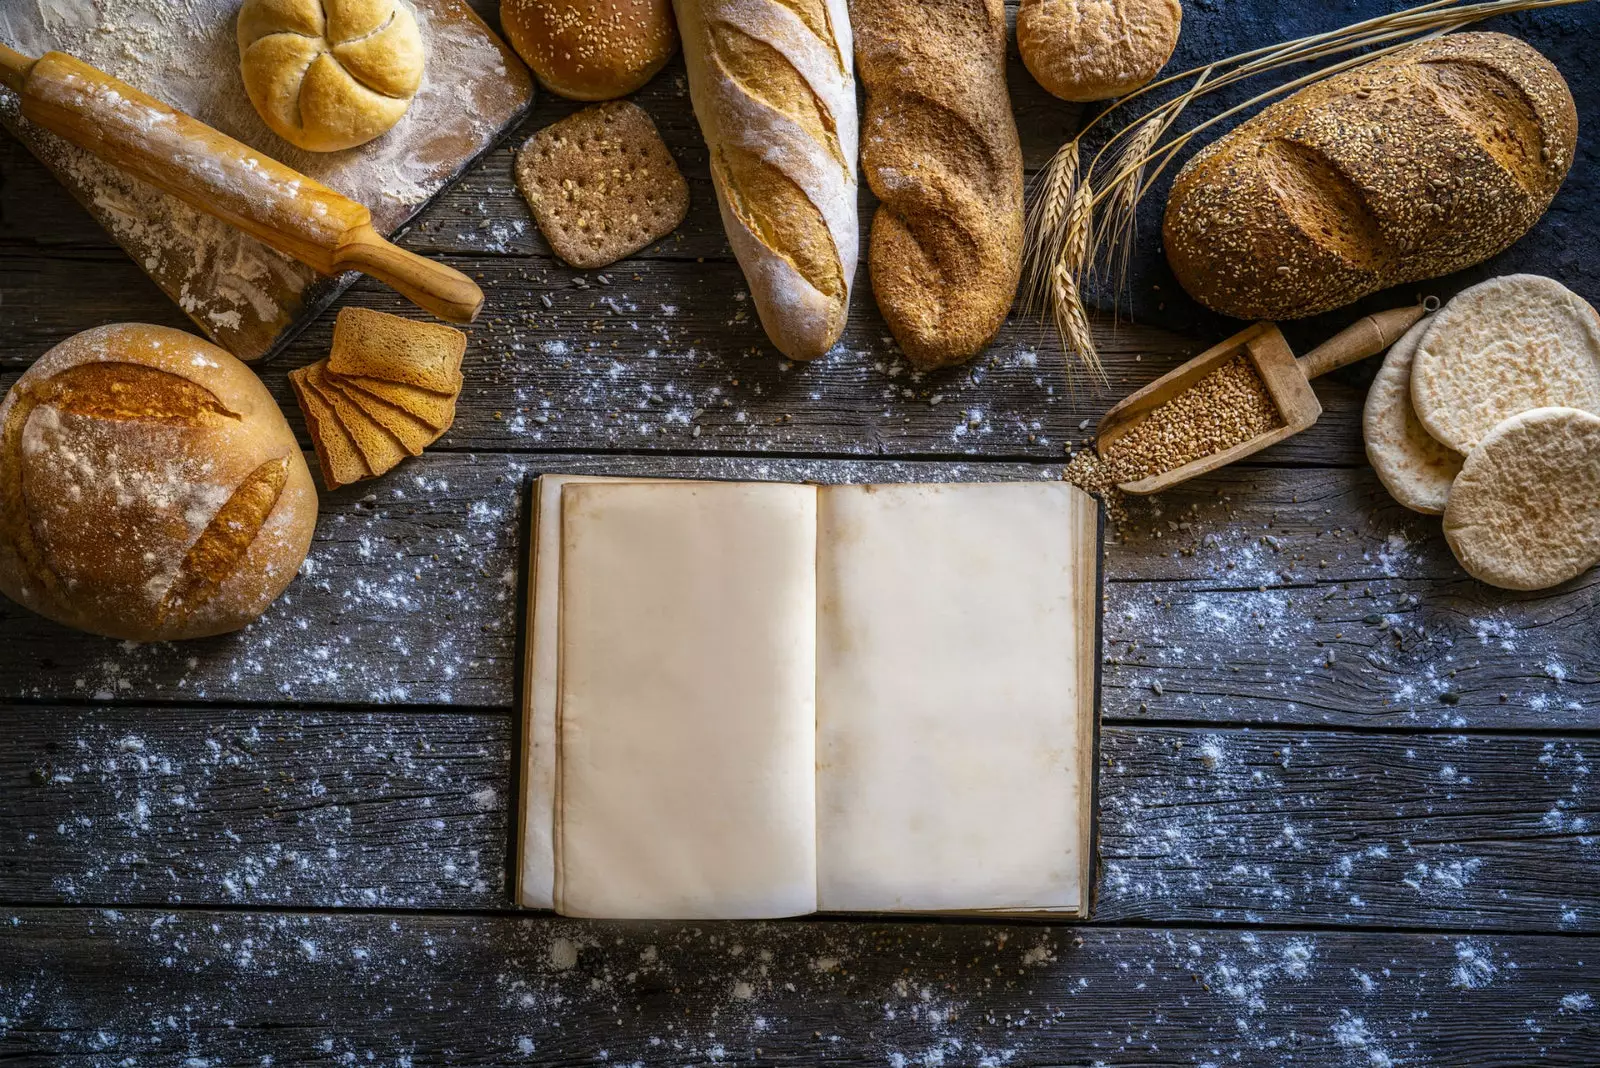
0;42;37;93
1296;299;1430;380
332;225;485;324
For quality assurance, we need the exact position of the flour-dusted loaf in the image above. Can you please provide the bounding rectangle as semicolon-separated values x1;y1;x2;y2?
238;0;426;152
1164;33;1577;321
852;0;1024;368
502;0;678;100
674;0;858;361
0;325;317;640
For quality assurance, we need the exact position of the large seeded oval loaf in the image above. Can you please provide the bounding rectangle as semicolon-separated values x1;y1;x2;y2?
0;324;318;641
1163;33;1576;321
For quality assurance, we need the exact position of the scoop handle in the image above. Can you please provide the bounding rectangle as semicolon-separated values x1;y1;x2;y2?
1296;300;1436;379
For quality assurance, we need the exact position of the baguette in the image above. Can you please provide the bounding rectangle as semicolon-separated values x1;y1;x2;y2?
851;0;1023;369
1164;33;1577;321
674;0;859;361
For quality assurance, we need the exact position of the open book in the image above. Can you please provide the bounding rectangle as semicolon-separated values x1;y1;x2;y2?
517;475;1102;919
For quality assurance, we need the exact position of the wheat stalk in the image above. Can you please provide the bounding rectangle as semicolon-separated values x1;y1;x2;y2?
1023;0;1593;383
1049;260;1099;384
1022;142;1078;314
1043;181;1102;379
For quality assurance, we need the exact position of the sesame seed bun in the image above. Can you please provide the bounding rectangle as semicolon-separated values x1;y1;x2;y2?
501;0;679;101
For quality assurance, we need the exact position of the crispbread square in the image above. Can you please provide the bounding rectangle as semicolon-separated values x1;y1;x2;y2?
328;307;466;394
338;374;457;433
305;361;408;476
325;374;440;456
290;365;369;491
515;100;690;270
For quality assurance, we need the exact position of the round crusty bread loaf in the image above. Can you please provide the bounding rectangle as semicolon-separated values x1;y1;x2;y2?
238;0;425;152
502;0;677;101
1443;406;1600;591
1364;315;1464;515
1411;274;1600;454
0;325;318;641
1018;0;1181;102
1163;33;1576;321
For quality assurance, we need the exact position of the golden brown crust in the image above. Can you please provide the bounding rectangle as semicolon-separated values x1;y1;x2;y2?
851;0;1023;369
237;0;424;152
327;307;466;393
675;0;859;362
1163;33;1577;321
1017;0;1181;102
0;324;316;641
289;363;370;490
502;0;678;101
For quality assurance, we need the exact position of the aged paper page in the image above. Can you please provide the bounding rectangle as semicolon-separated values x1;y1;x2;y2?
519;474;653;909
555;480;819;919
815;481;1094;913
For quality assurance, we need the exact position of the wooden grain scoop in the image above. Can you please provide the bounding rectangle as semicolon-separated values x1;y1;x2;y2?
1097;300;1437;495
0;43;483;324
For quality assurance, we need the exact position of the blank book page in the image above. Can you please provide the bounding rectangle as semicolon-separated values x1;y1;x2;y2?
815;481;1091;913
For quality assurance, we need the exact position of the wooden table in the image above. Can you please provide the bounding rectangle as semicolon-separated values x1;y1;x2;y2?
2;5;1597;1064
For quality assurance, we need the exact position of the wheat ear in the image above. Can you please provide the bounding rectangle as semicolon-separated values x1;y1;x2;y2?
1023;143;1079;314
1049;182;1102;382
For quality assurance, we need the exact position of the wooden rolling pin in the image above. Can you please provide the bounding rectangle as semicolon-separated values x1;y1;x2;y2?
0;43;483;324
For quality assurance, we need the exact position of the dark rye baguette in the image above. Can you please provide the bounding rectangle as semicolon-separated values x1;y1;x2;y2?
851;0;1024;369
1163;33;1577;321
674;0;859;361
0;324;317;641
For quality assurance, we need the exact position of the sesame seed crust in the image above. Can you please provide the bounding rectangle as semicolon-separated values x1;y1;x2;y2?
1162;32;1577;321
502;0;679;101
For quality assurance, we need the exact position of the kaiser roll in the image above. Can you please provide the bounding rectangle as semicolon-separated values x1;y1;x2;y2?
238;0;426;152
0;325;318;641
502;0;678;101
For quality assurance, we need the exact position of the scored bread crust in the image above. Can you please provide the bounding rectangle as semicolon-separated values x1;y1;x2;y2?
1363;314;1463;515
1443;406;1600;591
0;324;317;641
674;0;859;361
1411;274;1600;454
1163;33;1576;321
852;0;1024;369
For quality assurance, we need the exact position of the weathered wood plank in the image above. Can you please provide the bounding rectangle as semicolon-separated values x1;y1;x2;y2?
1095;727;1600;931
1;454;1591;727
4;706;1596;935
2;907;1596;1065
0;252;1371;464
1103;572;1600;731
2;706;508;909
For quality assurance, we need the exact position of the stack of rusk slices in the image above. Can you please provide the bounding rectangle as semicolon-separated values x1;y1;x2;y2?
1364;274;1600;591
290;308;466;490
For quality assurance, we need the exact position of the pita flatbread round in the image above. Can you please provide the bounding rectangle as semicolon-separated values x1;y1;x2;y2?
1443;406;1600;591
1364;315;1463;514
1412;275;1600;453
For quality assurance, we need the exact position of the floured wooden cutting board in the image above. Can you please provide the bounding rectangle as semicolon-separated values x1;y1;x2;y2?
0;0;533;361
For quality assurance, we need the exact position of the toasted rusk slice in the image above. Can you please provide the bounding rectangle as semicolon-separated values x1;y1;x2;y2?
289;364;369;490
328;306;466;394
